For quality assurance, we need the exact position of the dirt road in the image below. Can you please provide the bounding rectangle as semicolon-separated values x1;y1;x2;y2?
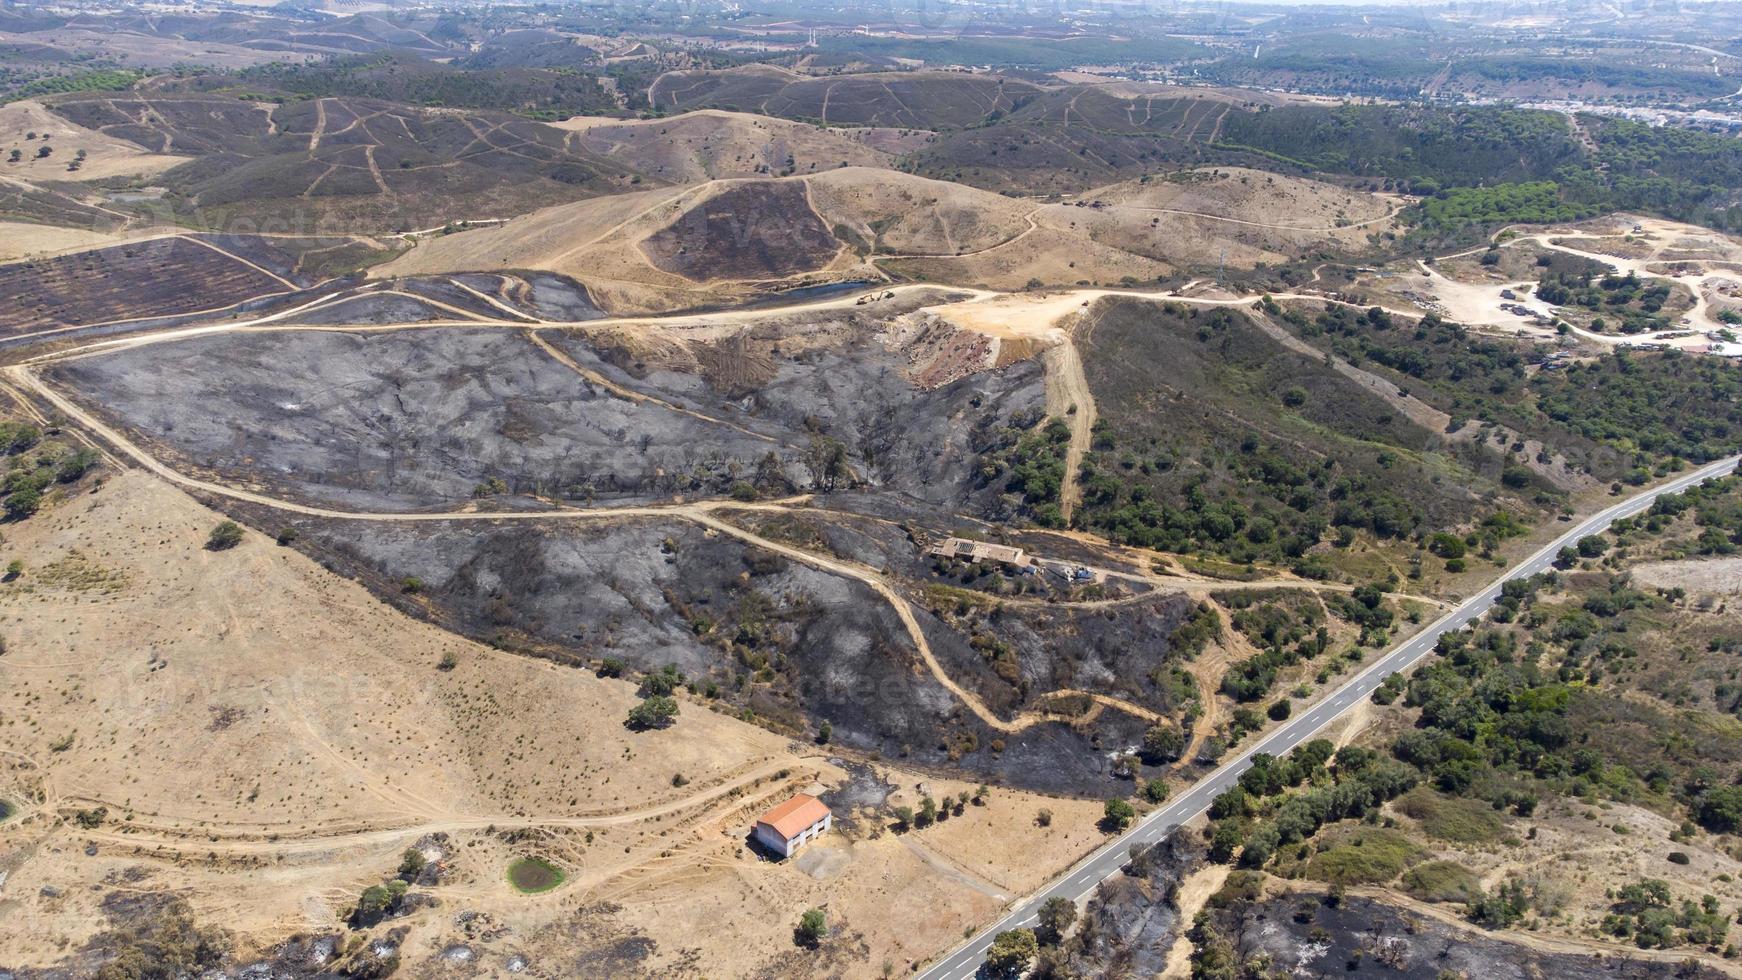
69;757;822;858
1042;334;1095;523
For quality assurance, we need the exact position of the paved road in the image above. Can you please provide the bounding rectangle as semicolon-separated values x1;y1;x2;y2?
919;455;1742;980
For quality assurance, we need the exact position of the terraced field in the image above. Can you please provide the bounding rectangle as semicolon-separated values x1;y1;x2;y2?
0;235;296;333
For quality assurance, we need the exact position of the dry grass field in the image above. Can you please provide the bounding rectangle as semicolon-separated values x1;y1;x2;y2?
1045;167;1402;268
552;109;924;183
0;467;1115;975
0;221;139;263
0;100;189;182
379;167;1399;310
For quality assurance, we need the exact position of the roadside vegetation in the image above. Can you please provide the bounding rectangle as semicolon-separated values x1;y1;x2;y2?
1192;473;1742;956
1068;300;1528;572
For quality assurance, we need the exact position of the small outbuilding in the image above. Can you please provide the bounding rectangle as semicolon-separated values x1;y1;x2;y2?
753;794;832;858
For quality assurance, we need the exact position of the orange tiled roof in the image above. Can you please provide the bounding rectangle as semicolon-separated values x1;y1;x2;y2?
756;794;830;839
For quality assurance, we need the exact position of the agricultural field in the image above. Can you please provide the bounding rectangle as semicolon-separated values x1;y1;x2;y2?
0;235;298;334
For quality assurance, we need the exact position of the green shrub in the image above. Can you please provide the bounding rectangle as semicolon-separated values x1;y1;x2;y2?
205;521;244;551
1401;860;1482;903
0;422;39;455
626;695;679;730
54;449;99;483
1304;828;1422;885
795;907;827;947
1397;788;1505;843
1102;797;1135;831
4;488;40;520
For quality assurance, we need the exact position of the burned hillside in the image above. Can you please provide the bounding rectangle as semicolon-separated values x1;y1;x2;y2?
273;513;1177;796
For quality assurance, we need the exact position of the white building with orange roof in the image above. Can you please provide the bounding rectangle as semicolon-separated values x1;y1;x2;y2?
752;793;832;858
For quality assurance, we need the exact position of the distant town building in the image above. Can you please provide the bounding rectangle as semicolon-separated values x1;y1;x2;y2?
927;537;1030;569
753;794;832;858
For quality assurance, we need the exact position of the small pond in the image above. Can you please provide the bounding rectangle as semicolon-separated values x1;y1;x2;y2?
507;856;564;894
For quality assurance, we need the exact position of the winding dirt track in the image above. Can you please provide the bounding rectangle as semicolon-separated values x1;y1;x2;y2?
68;757;822;858
6;361;1168;737
1;260;1546;912
8;273;1484;764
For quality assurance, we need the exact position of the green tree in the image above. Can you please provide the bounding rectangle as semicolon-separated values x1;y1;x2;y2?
1698;786;1742;833
1102;797;1135;832
4;488;40;520
795;907;827;947
398;848;427;879
1036;896;1077;945
626;695;679;730
985;928;1038;975
55;448;98;484
1140;723;1183;764
353;879;408;924
639;665;684;697
916;795;938;828
1427;532;1466;559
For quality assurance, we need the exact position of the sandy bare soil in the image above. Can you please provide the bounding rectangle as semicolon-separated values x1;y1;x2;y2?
1086;168;1397;229
1632;557;1742;594
1384;792;1742;950
1063;168;1402;270
1358;215;1742;350
807;167;1034;256
0;29;326;70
